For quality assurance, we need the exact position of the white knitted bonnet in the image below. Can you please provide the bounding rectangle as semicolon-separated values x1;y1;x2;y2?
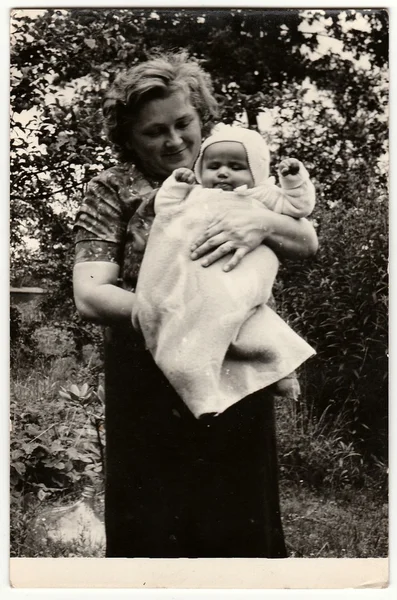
194;125;270;186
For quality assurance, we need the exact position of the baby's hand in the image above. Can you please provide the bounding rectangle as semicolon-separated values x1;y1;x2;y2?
279;158;301;177
174;168;196;184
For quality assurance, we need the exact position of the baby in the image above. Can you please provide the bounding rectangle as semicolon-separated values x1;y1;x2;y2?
132;125;316;418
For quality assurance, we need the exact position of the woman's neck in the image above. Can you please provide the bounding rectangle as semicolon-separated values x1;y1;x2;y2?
127;160;164;189
134;161;166;188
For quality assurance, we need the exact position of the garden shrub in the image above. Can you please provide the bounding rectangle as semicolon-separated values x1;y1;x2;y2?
10;305;44;368
32;325;76;357
277;181;388;458
10;367;105;501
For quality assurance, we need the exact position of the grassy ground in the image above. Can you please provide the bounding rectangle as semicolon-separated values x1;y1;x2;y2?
13;482;388;559
10;347;388;558
280;482;388;558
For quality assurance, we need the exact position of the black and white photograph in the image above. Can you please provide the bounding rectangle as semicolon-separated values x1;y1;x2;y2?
8;4;389;588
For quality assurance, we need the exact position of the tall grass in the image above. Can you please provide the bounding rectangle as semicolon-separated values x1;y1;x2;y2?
275;393;388;493
274;394;388;558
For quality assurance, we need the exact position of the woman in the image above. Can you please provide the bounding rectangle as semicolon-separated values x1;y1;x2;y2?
73;51;318;558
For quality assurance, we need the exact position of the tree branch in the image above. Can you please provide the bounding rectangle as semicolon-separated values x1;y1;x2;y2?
298;30;346;41
10;180;89;202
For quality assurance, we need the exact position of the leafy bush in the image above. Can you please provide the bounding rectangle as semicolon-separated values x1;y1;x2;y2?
10;303;103;370
10;344;107;556
277;182;388;458
31;326;75;357
10;306;43;367
10;361;105;502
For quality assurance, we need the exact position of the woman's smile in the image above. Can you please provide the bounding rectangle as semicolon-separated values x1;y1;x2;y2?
163;146;188;158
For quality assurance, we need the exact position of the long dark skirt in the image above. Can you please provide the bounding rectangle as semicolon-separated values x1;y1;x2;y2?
104;323;287;558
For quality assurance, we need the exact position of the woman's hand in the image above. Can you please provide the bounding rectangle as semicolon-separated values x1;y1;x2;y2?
190;204;318;271
190;204;271;272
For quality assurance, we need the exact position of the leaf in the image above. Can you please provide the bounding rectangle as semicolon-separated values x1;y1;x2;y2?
31;444;50;456
11;449;24;460
79;455;94;463
69;384;81;396
96;385;105;402
50;440;64;453
26;424;41;437
84;38;96;49
66;447;81;460
83;469;97;482
38;489;47;501
12;461;26;475
80;382;90;396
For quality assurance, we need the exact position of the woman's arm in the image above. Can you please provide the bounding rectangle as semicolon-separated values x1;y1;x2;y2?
262;211;318;257
73;261;135;324
190;204;318;271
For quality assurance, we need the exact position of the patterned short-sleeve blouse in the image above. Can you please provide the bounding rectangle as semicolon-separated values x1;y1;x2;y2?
74;163;161;290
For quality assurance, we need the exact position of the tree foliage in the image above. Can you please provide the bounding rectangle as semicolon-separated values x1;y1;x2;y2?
10;8;388;454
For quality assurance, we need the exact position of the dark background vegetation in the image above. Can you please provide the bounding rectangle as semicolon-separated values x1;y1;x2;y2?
10;8;388;557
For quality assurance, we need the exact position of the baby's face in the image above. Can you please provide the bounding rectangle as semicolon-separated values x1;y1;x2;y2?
200;141;254;191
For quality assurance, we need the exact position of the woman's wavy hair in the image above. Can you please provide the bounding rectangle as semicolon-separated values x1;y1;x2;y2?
102;50;219;163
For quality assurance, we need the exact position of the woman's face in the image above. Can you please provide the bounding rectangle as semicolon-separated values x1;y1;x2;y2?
127;91;202;179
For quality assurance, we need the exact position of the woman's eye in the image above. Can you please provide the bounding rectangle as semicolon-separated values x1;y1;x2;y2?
144;128;162;138
176;118;192;129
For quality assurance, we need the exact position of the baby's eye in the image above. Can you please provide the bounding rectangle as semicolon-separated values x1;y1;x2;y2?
231;163;246;170
207;162;220;169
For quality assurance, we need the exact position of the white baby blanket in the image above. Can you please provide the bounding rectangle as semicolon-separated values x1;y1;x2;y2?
132;185;316;418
